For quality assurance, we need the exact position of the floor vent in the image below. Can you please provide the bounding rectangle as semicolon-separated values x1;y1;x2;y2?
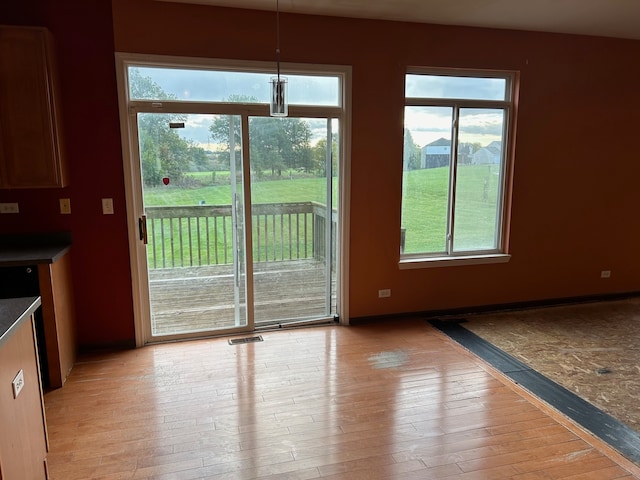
229;336;263;345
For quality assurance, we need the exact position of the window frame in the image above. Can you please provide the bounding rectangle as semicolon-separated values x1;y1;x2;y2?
400;67;517;269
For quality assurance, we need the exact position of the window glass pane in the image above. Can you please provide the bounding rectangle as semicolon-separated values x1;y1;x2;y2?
453;108;505;252
406;74;506;101
128;66;340;106
249;117;338;323
401;106;453;254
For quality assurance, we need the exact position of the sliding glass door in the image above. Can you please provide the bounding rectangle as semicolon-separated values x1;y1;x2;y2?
249;116;338;326
133;110;338;340
138;113;249;337
119;57;348;343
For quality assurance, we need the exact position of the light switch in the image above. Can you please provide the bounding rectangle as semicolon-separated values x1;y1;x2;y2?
0;202;19;214
102;198;114;215
59;198;71;214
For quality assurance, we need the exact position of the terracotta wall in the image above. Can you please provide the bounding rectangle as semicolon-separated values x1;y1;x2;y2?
0;0;135;348
111;1;640;318
2;0;640;348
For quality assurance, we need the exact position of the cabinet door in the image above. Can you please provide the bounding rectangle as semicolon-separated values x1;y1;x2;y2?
0;26;67;188
0;316;48;479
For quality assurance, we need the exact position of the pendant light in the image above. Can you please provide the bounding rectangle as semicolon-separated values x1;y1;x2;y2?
270;0;288;117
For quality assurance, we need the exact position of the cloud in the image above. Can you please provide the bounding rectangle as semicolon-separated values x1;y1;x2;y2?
134;66;339;106
406;74;506;101
405;106;504;147
459;111;504;139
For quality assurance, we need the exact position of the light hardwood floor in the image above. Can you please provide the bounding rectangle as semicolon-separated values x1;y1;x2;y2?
44;320;640;479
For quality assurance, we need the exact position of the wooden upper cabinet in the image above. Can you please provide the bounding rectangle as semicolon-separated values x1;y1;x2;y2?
0;26;67;189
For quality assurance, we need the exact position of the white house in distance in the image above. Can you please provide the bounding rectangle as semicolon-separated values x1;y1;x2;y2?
472;140;502;165
420;138;479;168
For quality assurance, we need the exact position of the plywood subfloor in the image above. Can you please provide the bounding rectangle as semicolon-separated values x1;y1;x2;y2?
461;297;640;431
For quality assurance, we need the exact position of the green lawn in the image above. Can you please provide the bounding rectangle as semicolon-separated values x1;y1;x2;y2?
144;165;500;265
401;164;500;253
145;176;337;206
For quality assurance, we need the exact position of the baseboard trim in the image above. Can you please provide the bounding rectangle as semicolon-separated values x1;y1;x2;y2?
349;290;640;325
78;339;136;354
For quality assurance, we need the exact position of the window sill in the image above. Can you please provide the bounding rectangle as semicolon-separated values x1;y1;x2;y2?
399;253;511;270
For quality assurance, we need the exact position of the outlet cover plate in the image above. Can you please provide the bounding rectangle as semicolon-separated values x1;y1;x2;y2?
12;369;24;398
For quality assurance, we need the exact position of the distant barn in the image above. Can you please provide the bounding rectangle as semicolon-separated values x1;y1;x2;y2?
420;138;475;168
421;138;450;168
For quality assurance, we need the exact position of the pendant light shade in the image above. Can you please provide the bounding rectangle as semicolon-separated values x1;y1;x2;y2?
270;76;288;117
270;0;288;117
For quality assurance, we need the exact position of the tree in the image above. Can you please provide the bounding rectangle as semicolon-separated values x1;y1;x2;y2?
281;118;313;172
403;129;421;170
130;68;196;187
311;136;339;176
250;117;313;176
458;142;481;165
187;140;210;171
208;97;314;178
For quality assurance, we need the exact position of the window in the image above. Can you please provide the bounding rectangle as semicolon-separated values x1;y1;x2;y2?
401;69;515;266
129;66;341;107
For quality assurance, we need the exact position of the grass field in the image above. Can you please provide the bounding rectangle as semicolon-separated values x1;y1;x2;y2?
146;175;337;206
401;165;500;252
144;165;500;257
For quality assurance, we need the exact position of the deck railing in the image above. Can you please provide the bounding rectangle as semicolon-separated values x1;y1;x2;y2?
145;202;336;269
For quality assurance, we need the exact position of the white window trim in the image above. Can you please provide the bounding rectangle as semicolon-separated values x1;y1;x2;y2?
115;53;353;345
401;67;517;267
399;253;511;269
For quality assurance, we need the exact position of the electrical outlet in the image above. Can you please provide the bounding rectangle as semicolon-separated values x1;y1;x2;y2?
0;202;19;214
12;369;24;399
378;289;391;298
601;270;611;279
59;198;71;214
102;198;114;215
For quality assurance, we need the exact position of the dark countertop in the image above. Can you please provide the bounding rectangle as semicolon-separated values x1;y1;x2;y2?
0;244;71;266
0;296;41;348
0;232;71;266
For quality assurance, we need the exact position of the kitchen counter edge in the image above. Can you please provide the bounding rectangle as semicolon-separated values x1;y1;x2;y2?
0;243;71;266
0;297;42;348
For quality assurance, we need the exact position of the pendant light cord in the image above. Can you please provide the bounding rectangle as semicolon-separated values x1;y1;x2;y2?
276;0;281;81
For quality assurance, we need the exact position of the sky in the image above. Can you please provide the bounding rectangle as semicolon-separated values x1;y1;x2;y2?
131;66;340;147
404;73;508;148
405;107;505;148
130;66;507;149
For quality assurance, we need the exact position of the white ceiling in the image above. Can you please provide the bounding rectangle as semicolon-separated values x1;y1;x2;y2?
158;0;640;41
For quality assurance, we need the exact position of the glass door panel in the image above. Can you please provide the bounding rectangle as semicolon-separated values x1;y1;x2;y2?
138;112;249;337
249;116;338;325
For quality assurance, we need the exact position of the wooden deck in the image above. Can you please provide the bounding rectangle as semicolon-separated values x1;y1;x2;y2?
149;259;336;335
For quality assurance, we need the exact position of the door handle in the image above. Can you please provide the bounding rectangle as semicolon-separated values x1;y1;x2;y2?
138;215;148;244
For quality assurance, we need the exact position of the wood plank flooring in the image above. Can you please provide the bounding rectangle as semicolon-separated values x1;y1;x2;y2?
44;320;640;479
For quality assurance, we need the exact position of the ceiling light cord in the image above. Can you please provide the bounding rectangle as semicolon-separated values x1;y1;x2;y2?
270;0;288;116
276;0;281;80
